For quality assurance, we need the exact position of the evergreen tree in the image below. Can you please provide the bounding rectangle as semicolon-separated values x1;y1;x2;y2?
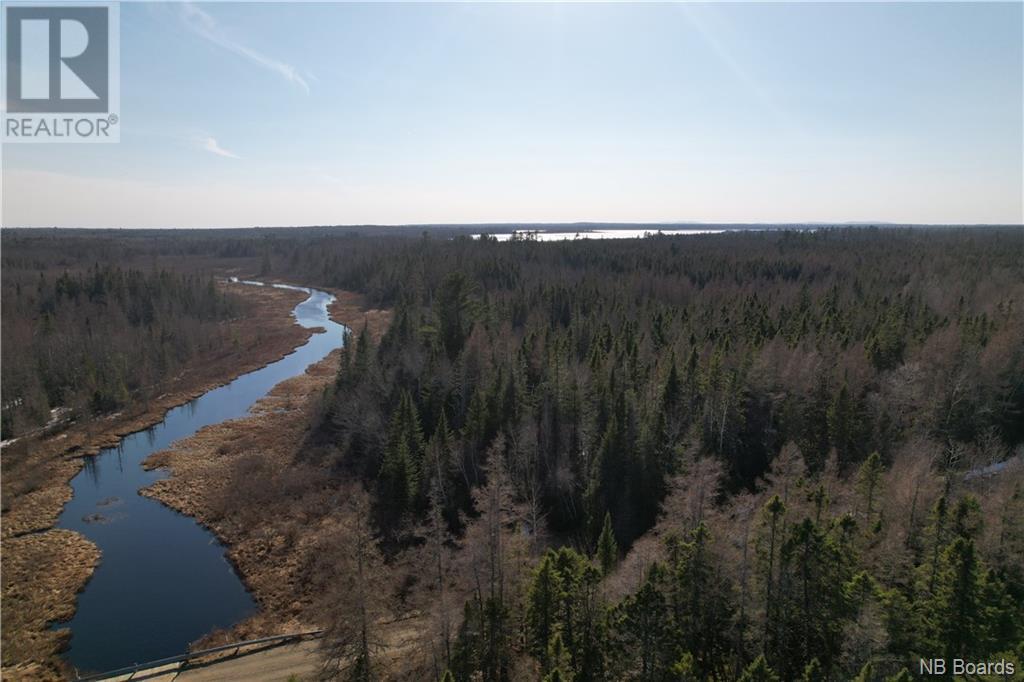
379;390;425;519
661;354;682;409
852;661;874;682
573;564;608;682
800;658;826;682
929;537;986;662
776;515;857;676
546;632;571;679
669;652;699;682
856;451;885;524
380;436;416;518
738;655;781;682
542;669;567;682
925;491;950;595
438;271;471;361
612;564;672;681
526;553;561;669
827;382;862;465
665;523;734;680
760;494;786;654
596;512;619;575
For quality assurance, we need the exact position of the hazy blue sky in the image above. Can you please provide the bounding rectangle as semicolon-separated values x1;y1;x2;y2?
3;2;1022;227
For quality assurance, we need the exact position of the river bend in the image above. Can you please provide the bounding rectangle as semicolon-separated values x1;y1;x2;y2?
56;282;345;675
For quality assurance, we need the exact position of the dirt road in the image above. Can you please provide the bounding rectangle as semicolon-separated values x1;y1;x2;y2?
101;640;321;682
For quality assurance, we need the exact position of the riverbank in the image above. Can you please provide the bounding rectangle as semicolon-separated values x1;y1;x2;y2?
138;289;401;670
1;281;312;680
1;532;100;681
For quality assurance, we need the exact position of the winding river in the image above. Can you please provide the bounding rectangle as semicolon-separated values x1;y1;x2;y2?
56;282;345;676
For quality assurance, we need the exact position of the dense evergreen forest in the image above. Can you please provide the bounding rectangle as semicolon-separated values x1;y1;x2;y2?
4;227;1022;680
0;235;242;438
286;228;1023;680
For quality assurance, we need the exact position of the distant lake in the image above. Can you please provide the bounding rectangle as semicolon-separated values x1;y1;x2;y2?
477;229;726;241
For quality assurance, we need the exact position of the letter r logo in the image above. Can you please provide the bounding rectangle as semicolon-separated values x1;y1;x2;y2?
5;6;109;113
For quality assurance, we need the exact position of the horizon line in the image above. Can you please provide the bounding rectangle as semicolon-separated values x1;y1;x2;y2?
3;221;1023;231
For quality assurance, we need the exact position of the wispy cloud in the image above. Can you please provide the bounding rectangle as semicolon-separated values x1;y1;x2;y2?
182;3;310;93
199;136;241;159
677;4;796;135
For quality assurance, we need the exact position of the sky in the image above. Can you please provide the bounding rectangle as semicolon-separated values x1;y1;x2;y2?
2;1;1022;228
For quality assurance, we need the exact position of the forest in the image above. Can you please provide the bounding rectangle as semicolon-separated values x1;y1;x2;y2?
268;227;1024;680
3;226;1023;680
0;234;244;438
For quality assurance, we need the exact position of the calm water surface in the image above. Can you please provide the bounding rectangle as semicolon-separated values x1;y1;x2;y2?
57;282;345;675
478;229;727;241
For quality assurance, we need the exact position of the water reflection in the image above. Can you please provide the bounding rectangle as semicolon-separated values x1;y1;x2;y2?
56;283;346;675
81;456;99;487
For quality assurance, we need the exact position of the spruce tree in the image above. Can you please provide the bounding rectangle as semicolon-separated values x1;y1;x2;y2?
738;655;780;682
852;661;873;682
614;564;671;680
856;451;884;523
526;553;561;669
800;658;826;682
596;512;618;576
760;494;786;653
931;537;986;662
670;652;699;682
542;669;567;682
574;564;608;682
546;632;571;679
